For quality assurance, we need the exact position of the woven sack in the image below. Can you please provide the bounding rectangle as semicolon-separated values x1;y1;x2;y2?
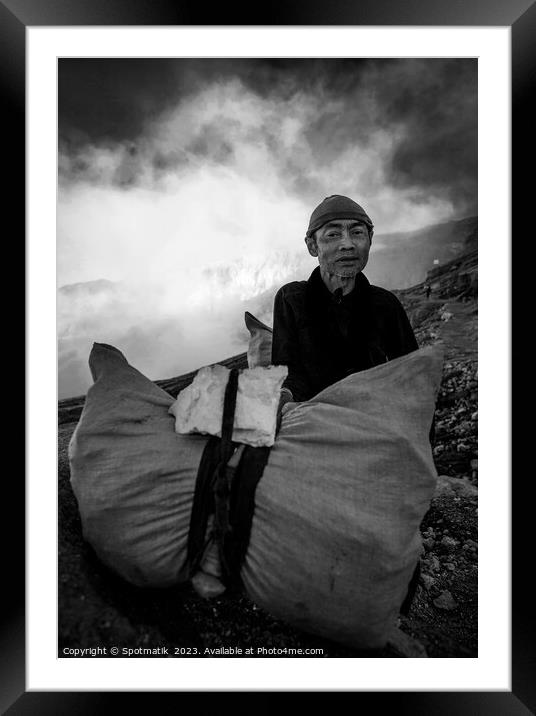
69;341;442;648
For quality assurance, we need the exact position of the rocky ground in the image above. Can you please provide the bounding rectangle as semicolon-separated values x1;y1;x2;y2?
58;250;478;658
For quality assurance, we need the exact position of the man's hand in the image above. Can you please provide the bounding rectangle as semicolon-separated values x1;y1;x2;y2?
276;388;294;434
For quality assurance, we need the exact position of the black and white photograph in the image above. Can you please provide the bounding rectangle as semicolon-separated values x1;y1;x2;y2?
57;57;479;659
1;0;526;705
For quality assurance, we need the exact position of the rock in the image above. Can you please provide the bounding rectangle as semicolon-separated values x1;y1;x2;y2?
433;591;458;611
169;363;288;447
434;474;478;498
440;536;459;551
444;562;456;571
192;572;227;599
427;555;441;572
421;574;436;590
422;537;435;551
385;625;428;658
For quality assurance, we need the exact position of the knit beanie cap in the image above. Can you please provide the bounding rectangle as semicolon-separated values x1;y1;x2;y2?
306;195;374;238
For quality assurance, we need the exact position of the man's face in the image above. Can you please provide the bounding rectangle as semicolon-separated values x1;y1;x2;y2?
305;219;371;278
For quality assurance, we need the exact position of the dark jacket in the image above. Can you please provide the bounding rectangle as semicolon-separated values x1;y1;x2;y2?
272;266;419;402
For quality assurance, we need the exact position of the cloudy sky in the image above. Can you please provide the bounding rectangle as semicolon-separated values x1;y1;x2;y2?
58;58;477;399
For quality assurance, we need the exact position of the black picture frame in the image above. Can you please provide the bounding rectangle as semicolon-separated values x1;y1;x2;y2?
6;0;532;712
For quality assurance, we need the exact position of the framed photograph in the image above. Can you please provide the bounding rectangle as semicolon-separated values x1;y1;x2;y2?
5;0;530;710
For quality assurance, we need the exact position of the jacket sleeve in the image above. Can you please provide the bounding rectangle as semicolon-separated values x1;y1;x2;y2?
271;287;313;402
388;295;436;445
387;294;419;358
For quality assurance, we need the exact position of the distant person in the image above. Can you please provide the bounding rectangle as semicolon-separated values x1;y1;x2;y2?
425;283;432;299
272;195;419;411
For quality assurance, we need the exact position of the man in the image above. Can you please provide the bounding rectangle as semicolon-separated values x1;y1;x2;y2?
272;194;419;412
272;194;424;625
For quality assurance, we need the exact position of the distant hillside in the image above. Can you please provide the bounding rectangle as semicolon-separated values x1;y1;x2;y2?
58;278;119;296
365;216;477;290
395;247;477;360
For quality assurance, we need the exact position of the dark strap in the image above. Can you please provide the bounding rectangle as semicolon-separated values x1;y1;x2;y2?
186;367;272;587
186;368;240;577
186;435;222;576
212;368;240;579
222;445;272;588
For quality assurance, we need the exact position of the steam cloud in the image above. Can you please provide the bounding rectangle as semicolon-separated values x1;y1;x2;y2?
58;58;477;399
